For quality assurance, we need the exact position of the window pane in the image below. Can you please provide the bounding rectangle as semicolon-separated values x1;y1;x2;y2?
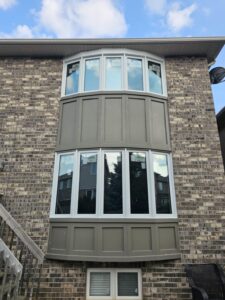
55;154;74;214
129;152;149;214
84;58;100;91
127;58;143;91
104;152;122;214
106;57;122;90
153;154;172;214
78;153;97;214
118;272;138;296
90;272;110;296
65;62;79;95
148;61;163;94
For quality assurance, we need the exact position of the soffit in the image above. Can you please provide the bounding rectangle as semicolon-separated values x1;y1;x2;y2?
0;37;224;63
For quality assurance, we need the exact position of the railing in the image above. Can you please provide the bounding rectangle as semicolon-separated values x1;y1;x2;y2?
0;203;45;299
0;238;22;299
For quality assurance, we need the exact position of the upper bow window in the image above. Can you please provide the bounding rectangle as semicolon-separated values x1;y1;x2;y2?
62;49;166;97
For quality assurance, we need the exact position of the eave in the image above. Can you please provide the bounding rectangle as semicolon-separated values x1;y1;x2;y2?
0;37;225;63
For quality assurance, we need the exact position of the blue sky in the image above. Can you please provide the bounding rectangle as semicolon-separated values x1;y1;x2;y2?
0;0;224;112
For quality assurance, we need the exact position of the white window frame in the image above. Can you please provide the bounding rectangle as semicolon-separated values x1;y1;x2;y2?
62;49;167;97
86;268;142;300
50;149;177;219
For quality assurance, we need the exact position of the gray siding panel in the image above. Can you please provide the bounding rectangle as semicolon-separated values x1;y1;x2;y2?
80;98;99;144
151;100;168;148
56;92;170;151
127;96;147;145
104;96;123;143
47;220;179;261
59;101;77;148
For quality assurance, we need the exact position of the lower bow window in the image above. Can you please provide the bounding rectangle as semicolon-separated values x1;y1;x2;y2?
50;149;176;218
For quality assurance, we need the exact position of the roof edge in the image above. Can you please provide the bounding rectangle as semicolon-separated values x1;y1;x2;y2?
0;36;225;45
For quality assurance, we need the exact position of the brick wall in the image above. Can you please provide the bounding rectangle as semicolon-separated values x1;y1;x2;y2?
0;56;225;299
0;58;62;250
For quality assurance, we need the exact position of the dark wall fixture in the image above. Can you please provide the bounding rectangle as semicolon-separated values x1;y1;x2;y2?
210;67;225;84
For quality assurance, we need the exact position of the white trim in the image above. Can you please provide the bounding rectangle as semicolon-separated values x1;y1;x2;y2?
50;149;177;219
151;152;177;219
87;268;142;300
50;151;75;218
62;48;167;97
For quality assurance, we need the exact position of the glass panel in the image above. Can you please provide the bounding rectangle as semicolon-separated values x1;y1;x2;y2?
65;62;79;95
106;57;122;90
104;152;122;214
84;58;100;91
90;272;110;296
129;152;149;214
78;153;97;214
127;58;143;91
153;154;172;214
55;154;74;214
118;272;138;296
148;61;163;94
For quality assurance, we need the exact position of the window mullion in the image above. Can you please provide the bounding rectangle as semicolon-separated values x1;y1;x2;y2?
61;63;67;97
145;57;150;93
123;55;128;91
112;270;116;300
124;149;131;217
142;57;147;92
70;151;76;216
102;55;106;90
168;154;177;217
72;150;80;216
161;61;167;96
96;149;103;217
79;57;84;93
100;55;104;91
149;151;157;218
50;153;60;216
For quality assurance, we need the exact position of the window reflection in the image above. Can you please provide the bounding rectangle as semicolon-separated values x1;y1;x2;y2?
55;154;74;214
104;152;122;214
84;58;100;91
118;272;138;296
127;58;143;91
78;153;97;214
153;154;172;214
65;62;79;95
129;152;149;214
106;58;122;90
148;61;163;94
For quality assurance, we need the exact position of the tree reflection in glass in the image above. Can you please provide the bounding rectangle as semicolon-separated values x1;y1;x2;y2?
78;153;97;214
65;62;79;95
153;154;172;214
129;152;149;214
148;61;163;94
55;154;74;214
104;152;122;214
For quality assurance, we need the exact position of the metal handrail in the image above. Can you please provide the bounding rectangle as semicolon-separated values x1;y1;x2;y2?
0;204;44;264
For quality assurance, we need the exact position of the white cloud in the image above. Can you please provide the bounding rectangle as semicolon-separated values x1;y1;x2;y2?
167;3;197;32
38;0;127;38
145;0;167;15
0;25;34;38
0;0;16;10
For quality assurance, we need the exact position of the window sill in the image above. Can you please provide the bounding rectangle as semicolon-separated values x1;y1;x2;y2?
49;217;178;223
60;90;168;102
